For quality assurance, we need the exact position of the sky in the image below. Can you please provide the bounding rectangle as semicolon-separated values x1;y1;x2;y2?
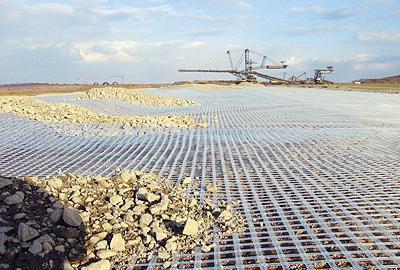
0;0;399;84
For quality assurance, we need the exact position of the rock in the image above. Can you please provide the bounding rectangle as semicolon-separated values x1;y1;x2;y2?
201;244;213;253
61;259;74;270
132;205;147;215
89;232;108;244
28;241;42;255
61;227;80;239
48;178;63;190
206;183;217;193
182;177;192;185
154;228;168;241
136;187;159;203
218;210;233;221
119;171;133;183
5;192;24;205
0;233;7;255
101;222;112;231
0;178;12;189
42;242;53;253
97;249;116;259
49;209;63;224
150;196;169;214
139;214;153;227
158;248;170;260
182;218;199;236
110;233;125;252
109;195;123;206
52;201;64;209
0;264;10;269
33;234;55;246
165;239;177;252
18;223;39;242
54;245;65;252
63;208;82;227
82;260;111;270
95;240;108;250
0;227;13;233
13;213;26;220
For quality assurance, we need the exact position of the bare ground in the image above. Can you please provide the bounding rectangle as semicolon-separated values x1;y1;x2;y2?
0;84;169;97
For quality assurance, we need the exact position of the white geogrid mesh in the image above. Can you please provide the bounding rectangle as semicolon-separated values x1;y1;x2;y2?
1;87;400;269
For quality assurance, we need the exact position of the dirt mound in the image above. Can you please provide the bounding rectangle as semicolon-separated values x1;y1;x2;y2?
79;87;198;106
0;172;244;269
359;75;400;84
0;97;204;128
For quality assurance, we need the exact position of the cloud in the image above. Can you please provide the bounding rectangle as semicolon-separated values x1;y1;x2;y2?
185;28;227;36
353;62;397;71
291;5;353;20
357;31;400;44
332;54;377;63
74;40;207;63
281;25;342;36
330;53;400;75
92;4;179;21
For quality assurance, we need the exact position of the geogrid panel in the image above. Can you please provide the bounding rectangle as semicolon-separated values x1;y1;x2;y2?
1;87;400;269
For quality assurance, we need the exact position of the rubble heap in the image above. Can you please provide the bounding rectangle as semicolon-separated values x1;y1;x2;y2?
0;97;204;128
0;172;244;269
78;87;198;106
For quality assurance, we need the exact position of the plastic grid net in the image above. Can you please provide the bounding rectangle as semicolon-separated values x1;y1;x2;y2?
0;87;400;269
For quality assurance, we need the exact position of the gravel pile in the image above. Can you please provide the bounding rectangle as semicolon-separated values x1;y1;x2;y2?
78;88;198;106
0;172;244;269
0;97;204;128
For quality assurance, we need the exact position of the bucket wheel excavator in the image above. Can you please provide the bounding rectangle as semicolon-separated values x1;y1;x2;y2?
178;49;289;83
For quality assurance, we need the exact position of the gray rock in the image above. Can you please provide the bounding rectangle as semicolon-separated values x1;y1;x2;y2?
0;178;12;189
28;241;42;255
42;242;53;254
0;227;13;233
0;233;7;255
63;208;82;227
18;223;39;242
5;192;24;205
54;245;65;252
14;213;26;220
0;264;10;269
33;234;55;246
49;209;63;224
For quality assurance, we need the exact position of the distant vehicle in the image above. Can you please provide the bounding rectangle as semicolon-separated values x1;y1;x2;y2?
354;81;362;85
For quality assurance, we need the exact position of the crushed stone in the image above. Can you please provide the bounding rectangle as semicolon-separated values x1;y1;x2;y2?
0;171;244;269
0;97;206;128
78;87;198;106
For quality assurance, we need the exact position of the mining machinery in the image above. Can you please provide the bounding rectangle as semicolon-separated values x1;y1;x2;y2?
313;66;334;84
78;74;124;85
290;72;307;83
178;49;289;83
